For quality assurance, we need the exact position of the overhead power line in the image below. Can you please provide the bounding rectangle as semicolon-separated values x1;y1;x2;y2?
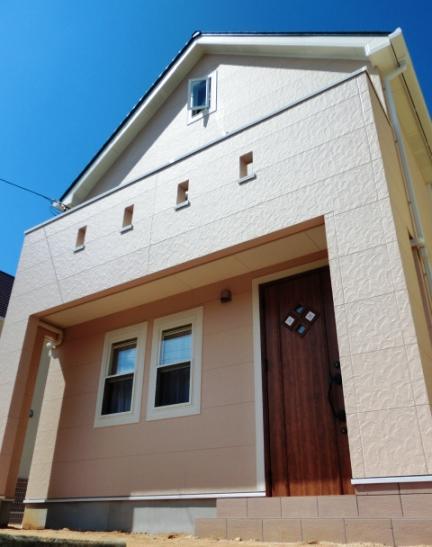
0;176;69;212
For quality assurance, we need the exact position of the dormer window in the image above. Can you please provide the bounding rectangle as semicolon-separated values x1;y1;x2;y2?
188;77;211;116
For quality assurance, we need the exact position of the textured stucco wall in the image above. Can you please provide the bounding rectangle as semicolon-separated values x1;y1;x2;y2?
366;79;432;472
0;64;431;501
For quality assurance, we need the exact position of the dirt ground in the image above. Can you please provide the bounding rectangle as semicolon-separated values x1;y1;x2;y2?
0;528;405;547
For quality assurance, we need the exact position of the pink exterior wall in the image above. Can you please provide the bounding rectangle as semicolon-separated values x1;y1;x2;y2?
28;271;262;499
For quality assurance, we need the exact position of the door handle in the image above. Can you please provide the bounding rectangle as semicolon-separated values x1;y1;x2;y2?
328;372;346;423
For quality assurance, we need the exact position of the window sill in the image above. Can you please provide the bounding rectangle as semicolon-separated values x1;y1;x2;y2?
238;173;257;185
120;224;134;234
94;410;140;428
73;245;85;253
146;402;200;421
175;200;190;211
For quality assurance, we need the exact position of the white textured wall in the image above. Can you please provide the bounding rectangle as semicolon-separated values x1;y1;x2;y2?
0;63;431;499
87;54;382;199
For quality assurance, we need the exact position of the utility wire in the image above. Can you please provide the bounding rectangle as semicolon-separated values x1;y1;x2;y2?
0;176;69;211
0;176;56;202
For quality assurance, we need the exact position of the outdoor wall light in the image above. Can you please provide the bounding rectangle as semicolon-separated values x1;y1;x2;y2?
220;289;232;303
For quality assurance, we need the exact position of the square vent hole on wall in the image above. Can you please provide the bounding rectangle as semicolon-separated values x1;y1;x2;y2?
121;205;134;233
239;151;256;184
176;180;190;210
74;226;87;252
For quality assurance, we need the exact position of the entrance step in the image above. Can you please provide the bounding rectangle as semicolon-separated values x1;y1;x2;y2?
8;477;28;526
195;495;432;545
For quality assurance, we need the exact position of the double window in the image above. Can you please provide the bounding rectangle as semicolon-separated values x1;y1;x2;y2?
94;308;203;426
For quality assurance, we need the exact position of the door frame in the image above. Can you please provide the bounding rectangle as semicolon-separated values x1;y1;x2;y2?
251;258;329;494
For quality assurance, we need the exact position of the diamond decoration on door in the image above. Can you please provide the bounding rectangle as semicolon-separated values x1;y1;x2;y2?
283;303;319;337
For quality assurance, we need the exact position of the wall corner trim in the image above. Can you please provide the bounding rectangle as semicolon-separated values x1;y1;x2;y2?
352;475;432;485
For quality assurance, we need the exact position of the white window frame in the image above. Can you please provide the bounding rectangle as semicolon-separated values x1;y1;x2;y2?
147;307;203;421
187;71;217;124
94;322;147;428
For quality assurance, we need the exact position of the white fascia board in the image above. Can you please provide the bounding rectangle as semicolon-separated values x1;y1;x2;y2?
366;28;432;177
199;34;383;53
389;29;432;162
63;34;386;206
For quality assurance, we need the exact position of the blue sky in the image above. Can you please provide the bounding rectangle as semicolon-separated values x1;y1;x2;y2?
0;0;430;275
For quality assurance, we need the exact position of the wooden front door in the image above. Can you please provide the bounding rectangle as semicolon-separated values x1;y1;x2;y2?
260;267;353;496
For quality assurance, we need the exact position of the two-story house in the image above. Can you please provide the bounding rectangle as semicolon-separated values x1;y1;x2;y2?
0;30;432;545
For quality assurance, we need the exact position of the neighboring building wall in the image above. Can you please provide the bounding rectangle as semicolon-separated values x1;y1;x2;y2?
0;271;14;337
87;54;383;199
0;68;431;504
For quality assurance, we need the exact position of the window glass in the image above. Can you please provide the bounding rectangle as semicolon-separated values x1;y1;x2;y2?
191;79;208;109
155;363;190;407
160;326;192;365
102;339;137;415
102;376;133;415
109;340;137;375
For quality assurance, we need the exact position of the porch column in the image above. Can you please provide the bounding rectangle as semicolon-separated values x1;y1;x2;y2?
0;318;60;525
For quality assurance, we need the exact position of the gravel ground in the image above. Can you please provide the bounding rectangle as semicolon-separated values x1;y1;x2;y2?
0;528;420;547
0;528;402;546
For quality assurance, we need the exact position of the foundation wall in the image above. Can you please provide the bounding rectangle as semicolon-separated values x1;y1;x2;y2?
24;499;216;534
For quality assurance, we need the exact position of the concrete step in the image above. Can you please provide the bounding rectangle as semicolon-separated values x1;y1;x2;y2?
194;495;432;544
196;515;432;545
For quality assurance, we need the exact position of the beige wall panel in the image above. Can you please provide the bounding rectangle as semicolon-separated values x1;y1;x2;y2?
358;407;427;476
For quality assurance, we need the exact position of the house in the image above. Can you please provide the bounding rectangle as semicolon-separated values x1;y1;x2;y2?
0;29;432;544
0;271;14;336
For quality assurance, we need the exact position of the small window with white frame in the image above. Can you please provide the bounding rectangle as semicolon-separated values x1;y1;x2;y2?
94;322;147;428
187;72;217;123
188;77;211;115
147;307;203;420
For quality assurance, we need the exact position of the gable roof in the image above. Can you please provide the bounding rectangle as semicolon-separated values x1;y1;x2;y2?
60;29;432;206
0;271;14;318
